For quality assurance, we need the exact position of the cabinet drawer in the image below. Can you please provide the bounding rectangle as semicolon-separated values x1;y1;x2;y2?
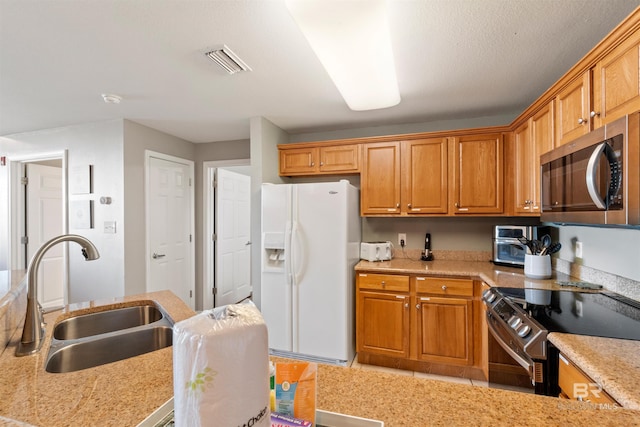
357;273;409;292
558;353;617;404
414;277;473;297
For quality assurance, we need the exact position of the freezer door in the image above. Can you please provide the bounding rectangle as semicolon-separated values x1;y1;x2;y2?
260;184;293;352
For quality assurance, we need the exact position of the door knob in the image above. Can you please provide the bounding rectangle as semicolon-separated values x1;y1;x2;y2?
152;253;166;259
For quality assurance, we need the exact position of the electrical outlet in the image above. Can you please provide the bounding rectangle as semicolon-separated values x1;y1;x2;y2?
398;233;406;247
575;241;583;258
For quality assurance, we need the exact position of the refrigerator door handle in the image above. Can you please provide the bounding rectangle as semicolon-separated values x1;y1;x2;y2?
291;221;307;286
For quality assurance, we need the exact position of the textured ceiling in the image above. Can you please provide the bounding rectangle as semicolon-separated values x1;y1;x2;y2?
1;0;639;143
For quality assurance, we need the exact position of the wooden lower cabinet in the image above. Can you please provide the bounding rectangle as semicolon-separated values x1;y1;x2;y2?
357;291;410;358
356;272;484;379
414;295;473;365
558;353;618;405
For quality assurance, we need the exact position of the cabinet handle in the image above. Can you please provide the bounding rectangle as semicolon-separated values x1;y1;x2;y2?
441;285;447;291
590;111;600;118
578;118;587;125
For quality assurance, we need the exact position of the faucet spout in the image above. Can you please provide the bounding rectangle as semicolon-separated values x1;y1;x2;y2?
16;234;100;357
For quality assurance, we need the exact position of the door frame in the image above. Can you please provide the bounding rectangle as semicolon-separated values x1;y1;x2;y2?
144;150;195;308
7;151;68;295
202;159;250;310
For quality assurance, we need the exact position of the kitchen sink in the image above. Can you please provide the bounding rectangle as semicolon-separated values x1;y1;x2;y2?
46;325;173;373
45;302;174;374
53;304;164;340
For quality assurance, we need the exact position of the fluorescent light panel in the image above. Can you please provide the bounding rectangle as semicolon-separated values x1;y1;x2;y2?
286;0;400;111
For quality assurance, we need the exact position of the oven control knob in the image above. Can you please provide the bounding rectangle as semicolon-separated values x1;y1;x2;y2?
517;324;531;338
508;316;522;329
482;289;496;303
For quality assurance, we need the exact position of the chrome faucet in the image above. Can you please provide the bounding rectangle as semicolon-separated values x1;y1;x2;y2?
16;234;100;357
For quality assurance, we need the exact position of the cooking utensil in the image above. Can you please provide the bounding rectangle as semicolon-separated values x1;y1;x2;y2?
518;237;534;254
545;242;561;255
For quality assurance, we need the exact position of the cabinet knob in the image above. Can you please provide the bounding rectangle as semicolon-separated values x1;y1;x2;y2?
590;111;600;118
578;118;587;125
396;203;400;208
404;302;409;308
310;162;315;166
320;161;324;166
441;285;447;291
454;202;459;208
407;203;412;209
381;281;386;287
416;303;421;310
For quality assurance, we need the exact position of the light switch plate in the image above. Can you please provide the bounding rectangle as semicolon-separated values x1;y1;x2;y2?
104;221;117;234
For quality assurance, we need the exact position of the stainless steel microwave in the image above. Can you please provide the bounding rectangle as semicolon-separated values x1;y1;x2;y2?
540;113;640;225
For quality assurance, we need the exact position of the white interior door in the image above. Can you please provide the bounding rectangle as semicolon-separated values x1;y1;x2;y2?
26;163;64;309
147;155;194;308
214;168;251;307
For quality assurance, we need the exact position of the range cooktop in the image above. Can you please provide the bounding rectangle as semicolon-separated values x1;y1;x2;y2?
495;287;640;341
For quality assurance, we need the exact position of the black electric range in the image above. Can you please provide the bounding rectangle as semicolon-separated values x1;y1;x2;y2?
483;286;640;395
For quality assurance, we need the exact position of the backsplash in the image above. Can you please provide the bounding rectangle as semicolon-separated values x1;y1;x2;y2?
553;258;640;302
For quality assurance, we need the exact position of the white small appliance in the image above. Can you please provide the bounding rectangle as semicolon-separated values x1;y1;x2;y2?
360;241;392;262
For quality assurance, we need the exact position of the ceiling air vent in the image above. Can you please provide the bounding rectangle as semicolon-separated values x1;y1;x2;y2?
204;45;251;74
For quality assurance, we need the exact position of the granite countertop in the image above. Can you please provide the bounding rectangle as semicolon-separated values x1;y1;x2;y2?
355;257;573;290
0;290;194;427
315;363;640;426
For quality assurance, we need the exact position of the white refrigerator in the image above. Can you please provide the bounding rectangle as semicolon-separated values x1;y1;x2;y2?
260;180;361;365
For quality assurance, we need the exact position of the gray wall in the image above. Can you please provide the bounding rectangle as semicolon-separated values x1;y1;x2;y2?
0;120;127;302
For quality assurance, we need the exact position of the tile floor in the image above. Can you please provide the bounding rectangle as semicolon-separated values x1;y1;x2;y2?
349;355;533;393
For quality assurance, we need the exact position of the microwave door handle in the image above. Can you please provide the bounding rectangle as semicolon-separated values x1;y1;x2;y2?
585;142;608;210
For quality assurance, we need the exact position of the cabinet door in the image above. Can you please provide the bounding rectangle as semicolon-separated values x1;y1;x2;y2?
593;32;640;128
319;144;360;173
513;120;534;214
401;138;448;214
357;291;410;358
279;147;318;175
451;133;503;214
530;101;555;212
555;71;592;146
558;353;618;404
415;296;473;365
361;142;401;215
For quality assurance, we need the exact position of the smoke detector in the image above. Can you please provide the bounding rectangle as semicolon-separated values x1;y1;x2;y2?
101;93;122;104
204;45;252;74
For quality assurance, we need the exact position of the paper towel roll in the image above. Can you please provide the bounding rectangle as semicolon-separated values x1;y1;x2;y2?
173;301;270;426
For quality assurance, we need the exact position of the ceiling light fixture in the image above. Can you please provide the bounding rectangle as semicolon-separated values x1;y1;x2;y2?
285;0;400;111
101;93;122;104
204;45;252;74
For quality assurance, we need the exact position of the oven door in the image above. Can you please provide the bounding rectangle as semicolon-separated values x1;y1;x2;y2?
492;239;527;267
486;312;537;393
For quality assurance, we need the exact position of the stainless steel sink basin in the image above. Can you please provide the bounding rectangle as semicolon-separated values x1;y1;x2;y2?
46;326;172;373
45;302;174;374
53;304;164;340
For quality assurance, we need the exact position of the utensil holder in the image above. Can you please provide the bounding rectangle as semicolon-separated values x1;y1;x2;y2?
524;254;552;279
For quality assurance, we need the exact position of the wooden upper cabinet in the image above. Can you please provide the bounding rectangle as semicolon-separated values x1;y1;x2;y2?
401;138;448;214
555;71;592;146
513;101;555;215
279;146;317;175
279;143;360;176
361;142;401;215
593;30;640;128
451;133;504;214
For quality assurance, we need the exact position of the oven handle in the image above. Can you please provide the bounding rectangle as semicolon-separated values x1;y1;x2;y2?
486;312;535;379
